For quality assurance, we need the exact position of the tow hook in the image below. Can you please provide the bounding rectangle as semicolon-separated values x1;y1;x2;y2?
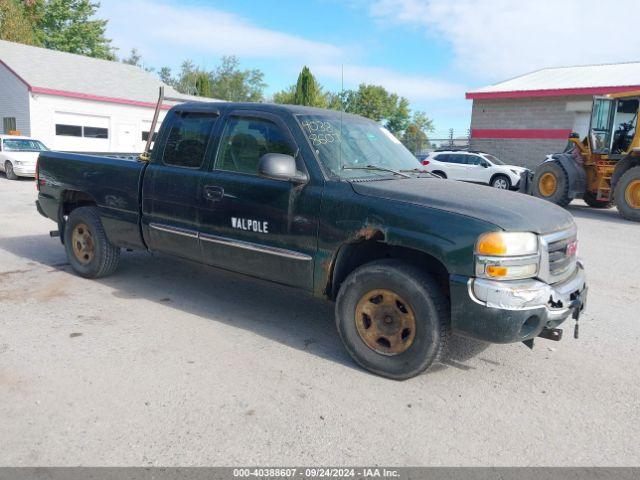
539;327;563;341
523;327;564;349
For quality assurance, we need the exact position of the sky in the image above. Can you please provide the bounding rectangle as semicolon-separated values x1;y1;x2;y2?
99;0;640;137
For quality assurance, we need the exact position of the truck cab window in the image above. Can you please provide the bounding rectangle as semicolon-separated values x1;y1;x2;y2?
162;112;218;169
216;117;294;175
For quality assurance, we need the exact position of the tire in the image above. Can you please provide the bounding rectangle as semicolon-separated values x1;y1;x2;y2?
614;166;640;222
611;157;636;191
4;161;18;180
532;161;572;207
491;175;511;189
64;206;121;278
583;191;613;209
335;259;449;380
432;171;446;179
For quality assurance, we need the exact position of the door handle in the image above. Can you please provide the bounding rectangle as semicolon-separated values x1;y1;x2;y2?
204;185;224;202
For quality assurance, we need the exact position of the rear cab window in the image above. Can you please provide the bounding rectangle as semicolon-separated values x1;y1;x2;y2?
161;112;218;169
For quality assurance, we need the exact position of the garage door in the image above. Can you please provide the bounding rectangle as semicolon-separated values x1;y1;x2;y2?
53;112;110;152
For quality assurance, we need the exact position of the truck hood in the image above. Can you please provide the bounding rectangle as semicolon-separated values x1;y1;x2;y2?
350;177;574;234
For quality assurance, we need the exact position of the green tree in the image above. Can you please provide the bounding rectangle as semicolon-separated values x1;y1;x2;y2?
401;111;434;154
273;85;295;104
293;66;326;107
341;84;411;135
158;66;175;87
0;0;38;44
194;71;212;97
122;47;142;66
210;55;266;102
273;66;328;107
35;0;115;60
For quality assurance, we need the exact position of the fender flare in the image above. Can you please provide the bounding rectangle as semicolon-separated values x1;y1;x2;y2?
550;153;586;199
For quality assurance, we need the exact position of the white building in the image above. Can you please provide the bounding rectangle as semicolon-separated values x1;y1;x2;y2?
0;39;204;153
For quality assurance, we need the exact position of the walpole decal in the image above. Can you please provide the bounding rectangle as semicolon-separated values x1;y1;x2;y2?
231;217;269;233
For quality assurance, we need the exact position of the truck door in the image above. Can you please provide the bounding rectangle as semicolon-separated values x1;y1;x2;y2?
141;110;219;262
197;111;320;290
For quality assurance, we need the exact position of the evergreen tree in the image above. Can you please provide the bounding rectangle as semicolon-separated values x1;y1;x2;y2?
293;66;326;107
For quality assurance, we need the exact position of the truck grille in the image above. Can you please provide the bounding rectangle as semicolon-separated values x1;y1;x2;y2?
540;228;578;284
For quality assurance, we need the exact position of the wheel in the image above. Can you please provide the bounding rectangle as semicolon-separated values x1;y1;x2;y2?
614;166;640;222
532;161;571;207
583;191;613;209
491;175;511;189
4;161;18;180
64;206;121;278
431;171;446;179
335;259;449;380
611;157;635;191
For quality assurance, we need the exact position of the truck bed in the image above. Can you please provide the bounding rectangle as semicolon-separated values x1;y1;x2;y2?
37;151;148;250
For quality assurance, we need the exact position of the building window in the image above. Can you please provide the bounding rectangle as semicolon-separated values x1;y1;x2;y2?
3;117;17;134
56;124;82;137
55;124;109;139
84;126;109;139
141;131;157;142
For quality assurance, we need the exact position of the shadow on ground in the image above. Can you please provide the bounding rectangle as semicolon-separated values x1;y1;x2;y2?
567;203;633;225
0;233;490;375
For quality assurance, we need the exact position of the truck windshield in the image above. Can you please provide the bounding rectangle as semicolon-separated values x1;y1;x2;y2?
3;139;48;152
297;114;421;179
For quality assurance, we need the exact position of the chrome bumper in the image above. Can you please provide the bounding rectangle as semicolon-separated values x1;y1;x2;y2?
468;260;587;323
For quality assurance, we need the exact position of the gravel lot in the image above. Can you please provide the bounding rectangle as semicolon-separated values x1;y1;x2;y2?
0;175;638;466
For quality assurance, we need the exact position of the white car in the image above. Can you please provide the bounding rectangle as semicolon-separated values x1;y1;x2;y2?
0;135;49;180
422;150;528;189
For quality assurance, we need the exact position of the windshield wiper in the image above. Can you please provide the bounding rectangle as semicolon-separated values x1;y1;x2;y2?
342;164;411;178
399;168;437;177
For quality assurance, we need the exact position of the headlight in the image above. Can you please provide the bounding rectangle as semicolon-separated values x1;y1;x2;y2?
475;232;539;280
510;169;520;175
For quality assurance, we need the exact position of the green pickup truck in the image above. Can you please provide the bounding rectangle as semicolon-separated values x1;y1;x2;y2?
35;102;587;379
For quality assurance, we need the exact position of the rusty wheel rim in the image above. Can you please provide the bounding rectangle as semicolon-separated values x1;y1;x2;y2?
355;289;417;356
624;179;640;209
539;172;557;197
71;223;95;265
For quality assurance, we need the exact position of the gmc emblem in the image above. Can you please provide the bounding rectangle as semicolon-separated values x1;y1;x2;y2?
566;240;578;257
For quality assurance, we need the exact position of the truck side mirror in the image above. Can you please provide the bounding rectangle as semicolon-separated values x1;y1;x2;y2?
258;153;308;184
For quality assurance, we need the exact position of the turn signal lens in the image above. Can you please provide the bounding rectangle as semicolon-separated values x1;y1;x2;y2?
486;265;508;277
483;263;537;279
476;232;538;256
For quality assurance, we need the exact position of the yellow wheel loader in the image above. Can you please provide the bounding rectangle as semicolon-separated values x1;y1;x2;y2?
530;91;640;222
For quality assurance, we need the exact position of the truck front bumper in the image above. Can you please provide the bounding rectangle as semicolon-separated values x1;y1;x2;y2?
449;261;587;343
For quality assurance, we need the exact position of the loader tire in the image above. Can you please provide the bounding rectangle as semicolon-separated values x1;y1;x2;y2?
532;161;571;207
614;166;640;222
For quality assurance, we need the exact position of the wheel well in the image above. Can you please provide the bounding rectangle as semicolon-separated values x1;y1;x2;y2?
490;173;510;185
612;157;640;190
432;170;447;178
60;190;97;217
327;238;450;301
